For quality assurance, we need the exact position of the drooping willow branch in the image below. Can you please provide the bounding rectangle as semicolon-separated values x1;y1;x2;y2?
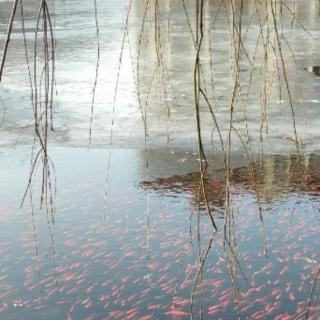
0;0;19;82
21;0;56;216
194;0;218;232
89;0;101;145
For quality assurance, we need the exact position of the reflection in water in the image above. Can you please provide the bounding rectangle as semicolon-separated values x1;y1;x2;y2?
141;153;320;206
0;148;319;319
141;153;320;319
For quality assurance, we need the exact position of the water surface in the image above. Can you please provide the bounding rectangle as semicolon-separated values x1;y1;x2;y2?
0;147;319;319
1;0;320;152
0;1;320;319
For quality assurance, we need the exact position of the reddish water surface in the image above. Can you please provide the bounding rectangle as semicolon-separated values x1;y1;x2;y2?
0;148;319;319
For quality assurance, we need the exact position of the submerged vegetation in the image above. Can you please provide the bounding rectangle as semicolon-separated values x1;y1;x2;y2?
0;0;320;319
